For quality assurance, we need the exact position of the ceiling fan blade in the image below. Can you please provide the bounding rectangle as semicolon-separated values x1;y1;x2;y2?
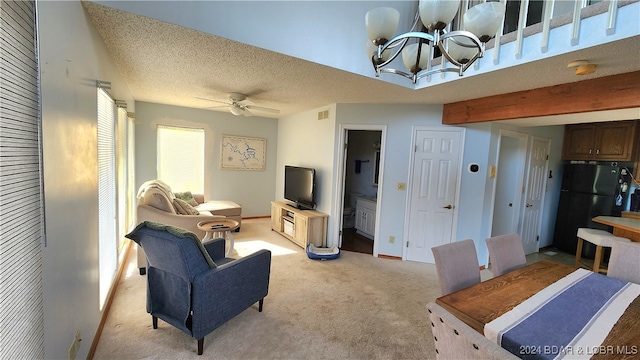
206;105;229;109
236;99;255;106
246;105;280;114
243;108;253;117
196;96;230;105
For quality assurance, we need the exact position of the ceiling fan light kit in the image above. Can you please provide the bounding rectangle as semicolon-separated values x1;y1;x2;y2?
366;0;505;84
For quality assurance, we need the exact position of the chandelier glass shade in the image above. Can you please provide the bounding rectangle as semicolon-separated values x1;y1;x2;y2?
366;0;506;84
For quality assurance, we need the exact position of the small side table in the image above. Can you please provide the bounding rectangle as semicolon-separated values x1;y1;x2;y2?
197;219;240;257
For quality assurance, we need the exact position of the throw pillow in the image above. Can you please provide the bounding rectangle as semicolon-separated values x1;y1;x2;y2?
173;198;200;215
174;191;198;207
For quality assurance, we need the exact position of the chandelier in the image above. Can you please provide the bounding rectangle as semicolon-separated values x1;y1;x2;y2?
366;0;505;84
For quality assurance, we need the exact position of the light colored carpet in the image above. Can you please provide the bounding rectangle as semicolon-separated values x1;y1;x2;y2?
94;218;448;359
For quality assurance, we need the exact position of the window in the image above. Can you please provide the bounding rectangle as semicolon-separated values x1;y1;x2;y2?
157;125;205;193
97;88;117;310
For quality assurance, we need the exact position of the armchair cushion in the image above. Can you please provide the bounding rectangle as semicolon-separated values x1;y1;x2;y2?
127;221;217;269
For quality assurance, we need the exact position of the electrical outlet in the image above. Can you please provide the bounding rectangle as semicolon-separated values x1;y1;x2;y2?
68;330;81;360
397;182;406;190
389;236;395;244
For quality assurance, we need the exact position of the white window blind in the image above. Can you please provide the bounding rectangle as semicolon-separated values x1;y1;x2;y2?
126;116;136;236
157;125;204;193
97;88;117;310
116;108;127;251
0;0;45;358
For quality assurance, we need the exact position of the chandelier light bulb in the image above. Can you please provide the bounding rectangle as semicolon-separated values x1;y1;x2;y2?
464;1;506;42
446;37;476;64
402;42;430;73
365;7;400;46
419;0;460;31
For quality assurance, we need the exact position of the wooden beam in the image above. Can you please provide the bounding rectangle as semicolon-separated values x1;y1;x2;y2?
442;71;640;125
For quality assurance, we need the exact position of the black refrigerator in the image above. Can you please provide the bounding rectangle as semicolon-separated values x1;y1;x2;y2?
552;161;634;258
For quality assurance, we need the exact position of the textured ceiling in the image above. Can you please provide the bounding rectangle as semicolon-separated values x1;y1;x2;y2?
83;1;640;123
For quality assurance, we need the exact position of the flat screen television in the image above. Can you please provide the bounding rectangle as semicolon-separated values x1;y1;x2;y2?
284;165;316;210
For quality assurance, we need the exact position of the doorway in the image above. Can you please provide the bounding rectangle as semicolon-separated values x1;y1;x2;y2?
491;130;528;237
404;127;465;263
334;125;386;256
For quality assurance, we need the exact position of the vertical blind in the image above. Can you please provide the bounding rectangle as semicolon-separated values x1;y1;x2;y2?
0;0;45;358
97;88;117;310
157;125;204;193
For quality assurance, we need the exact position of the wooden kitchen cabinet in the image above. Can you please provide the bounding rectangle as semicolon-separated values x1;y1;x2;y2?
562;120;638;161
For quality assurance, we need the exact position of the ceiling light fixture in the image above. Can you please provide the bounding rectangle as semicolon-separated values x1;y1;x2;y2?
567;60;597;76
229;104;246;116
366;0;505;84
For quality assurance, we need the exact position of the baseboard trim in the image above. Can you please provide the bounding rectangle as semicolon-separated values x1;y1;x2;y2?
242;215;270;220
87;240;133;360
378;254;402;260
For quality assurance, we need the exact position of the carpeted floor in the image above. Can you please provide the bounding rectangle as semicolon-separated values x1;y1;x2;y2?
93;218;447;359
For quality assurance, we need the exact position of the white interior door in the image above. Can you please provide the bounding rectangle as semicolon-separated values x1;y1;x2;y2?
405;128;463;263
491;136;522;236
520;137;551;255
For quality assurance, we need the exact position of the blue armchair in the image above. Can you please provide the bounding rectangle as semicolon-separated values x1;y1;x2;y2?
126;221;271;355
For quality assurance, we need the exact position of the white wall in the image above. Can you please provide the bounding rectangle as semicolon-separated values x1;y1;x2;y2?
275;104;337;215
38;1;135;358
275;102;566;265
134;102;278;216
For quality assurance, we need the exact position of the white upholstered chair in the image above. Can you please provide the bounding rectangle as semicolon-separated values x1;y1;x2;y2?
431;239;480;296
608;240;640;284
485;233;527;277
427;302;519;360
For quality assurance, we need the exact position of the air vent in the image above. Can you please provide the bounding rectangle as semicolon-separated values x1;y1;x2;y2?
317;109;329;120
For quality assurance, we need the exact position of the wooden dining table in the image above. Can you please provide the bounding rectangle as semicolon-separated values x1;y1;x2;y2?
436;260;640;359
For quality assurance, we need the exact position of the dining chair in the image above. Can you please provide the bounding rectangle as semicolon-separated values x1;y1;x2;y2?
431;239;481;296
608;240;640;284
427;302;519;360
485;233;527;277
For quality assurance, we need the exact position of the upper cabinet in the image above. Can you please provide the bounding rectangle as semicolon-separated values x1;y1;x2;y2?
562;120;639;161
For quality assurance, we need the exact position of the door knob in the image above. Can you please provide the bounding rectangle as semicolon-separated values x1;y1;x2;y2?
526;203;533;208
443;205;454;209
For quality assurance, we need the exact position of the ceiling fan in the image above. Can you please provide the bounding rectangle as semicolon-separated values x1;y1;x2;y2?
197;92;280;117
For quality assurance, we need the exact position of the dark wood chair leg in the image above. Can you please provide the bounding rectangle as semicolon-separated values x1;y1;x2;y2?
152;316;158;329
259;298;263;312
197;338;204;355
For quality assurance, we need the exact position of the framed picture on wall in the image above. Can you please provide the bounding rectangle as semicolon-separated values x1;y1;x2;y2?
220;135;266;171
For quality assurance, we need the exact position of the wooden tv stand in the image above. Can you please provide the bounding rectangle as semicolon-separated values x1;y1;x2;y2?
270;201;328;249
